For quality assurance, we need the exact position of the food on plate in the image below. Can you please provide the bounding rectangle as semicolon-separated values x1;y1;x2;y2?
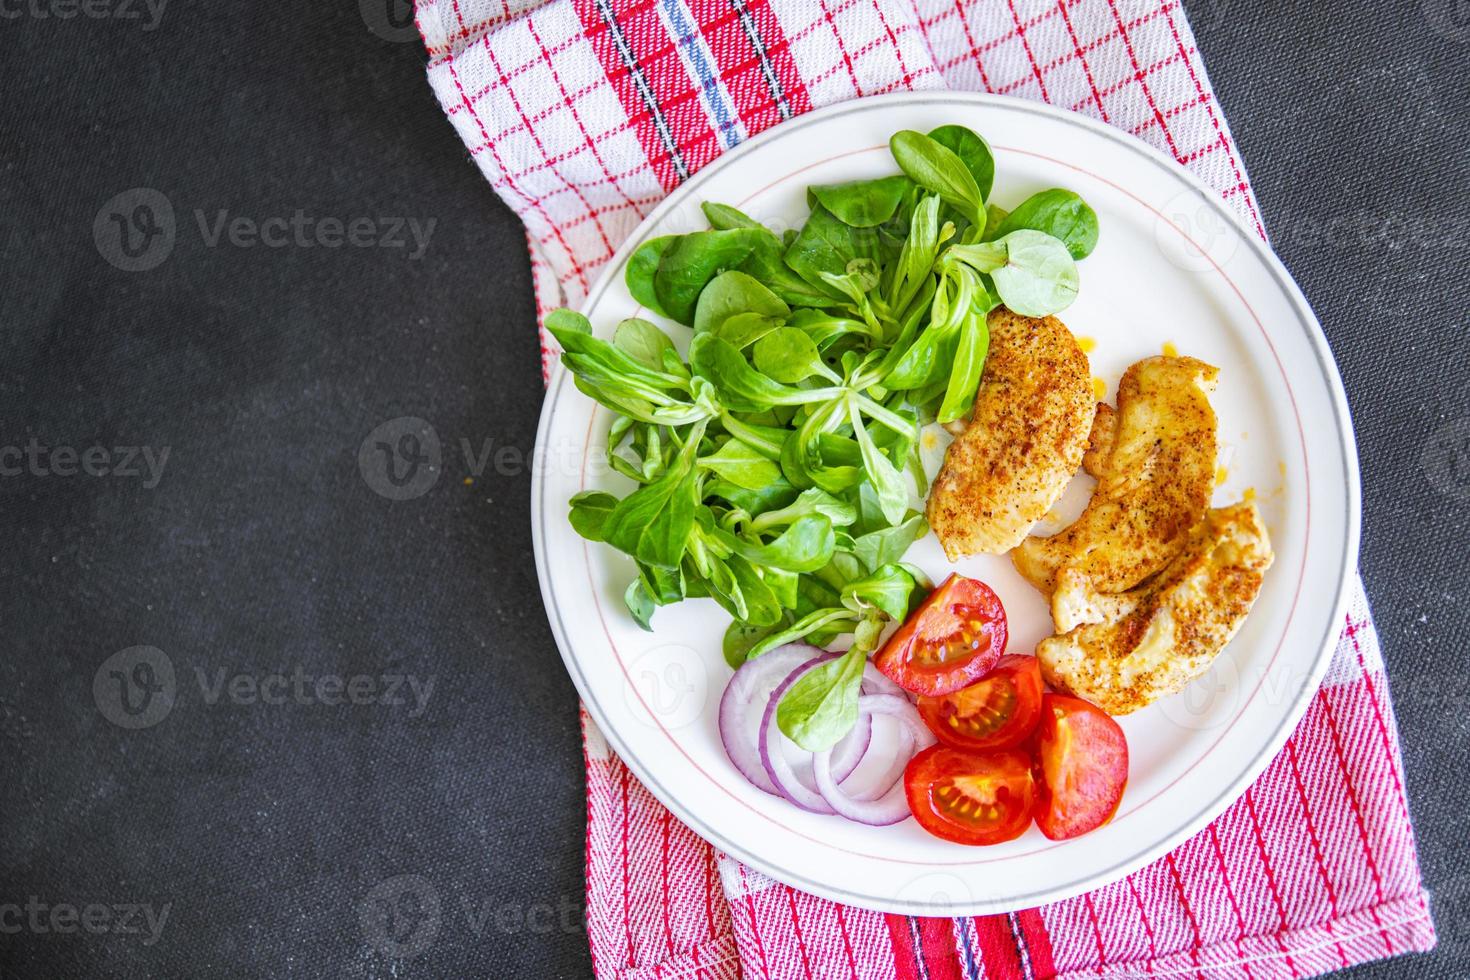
550;123;1102;774
1081;402;1116;476
542;103;1292;860
926;309;1095;559
872;573;1007;697
903;745;1037;845
719;644;936;825
917;654;1043;751
1012;355;1220;597
903;656;1135;846
1033;694;1129;840
550;119;1229;845
1037;501;1274;715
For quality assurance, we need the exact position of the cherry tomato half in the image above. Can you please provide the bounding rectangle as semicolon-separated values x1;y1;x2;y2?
873;574;1007;696
918;655;1043;751
1033;694;1129;841
904;745;1035;846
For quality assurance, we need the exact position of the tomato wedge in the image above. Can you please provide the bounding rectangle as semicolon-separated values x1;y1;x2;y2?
904;745;1035;845
873;574;1007;696
1033;694;1129;840
917;655;1043;751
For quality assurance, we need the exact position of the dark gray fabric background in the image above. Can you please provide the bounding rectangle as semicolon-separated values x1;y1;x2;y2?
1;2;1465;977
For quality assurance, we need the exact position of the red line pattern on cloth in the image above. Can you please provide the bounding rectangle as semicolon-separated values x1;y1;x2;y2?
1016;907;1058;978
783;886;815;979
1283;739;1351;969
1125;873;1161;973
1164;853;1205;979
1081;892;1107;969
916;915;966;979
417;1;1434;976
1003;0;1051;99
884;913;922;980
835;904;862;978
973;913;1027;978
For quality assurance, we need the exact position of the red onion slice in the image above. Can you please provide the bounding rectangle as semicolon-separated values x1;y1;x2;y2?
759;660;839;813
811;694;936;825
862;661;906;697
727;649;933;825
831;713;872;783
720;645;870;798
718;645;823;795
848;668;917;800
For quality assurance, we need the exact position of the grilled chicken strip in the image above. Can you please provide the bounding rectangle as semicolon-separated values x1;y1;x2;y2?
927;309;1094;559
1037;501;1274;715
1012;355;1219;595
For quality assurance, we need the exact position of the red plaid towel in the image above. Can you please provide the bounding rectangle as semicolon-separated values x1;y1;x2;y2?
414;2;1436;976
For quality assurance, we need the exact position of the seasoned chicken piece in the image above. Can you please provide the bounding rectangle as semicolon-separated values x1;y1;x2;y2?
927;309;1094;559
1037;501;1274;715
1081;403;1116;479
1012;356;1219;595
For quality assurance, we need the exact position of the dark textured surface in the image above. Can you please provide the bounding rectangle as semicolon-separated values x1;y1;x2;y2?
0;2;1465;977
1186;1;1470;976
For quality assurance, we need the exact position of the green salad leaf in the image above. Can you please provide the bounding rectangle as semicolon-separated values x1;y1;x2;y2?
990;188;1099;259
889;129;984;226
927;124;995;203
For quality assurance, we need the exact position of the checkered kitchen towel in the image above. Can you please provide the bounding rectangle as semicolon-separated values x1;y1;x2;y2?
414;1;1436;976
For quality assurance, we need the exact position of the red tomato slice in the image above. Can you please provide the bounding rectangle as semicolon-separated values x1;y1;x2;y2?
917;655;1043;751
1033;694;1129;841
904;745;1035;846
873;574;1007;696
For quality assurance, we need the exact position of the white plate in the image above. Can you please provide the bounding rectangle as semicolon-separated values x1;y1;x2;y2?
531;93;1359;915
